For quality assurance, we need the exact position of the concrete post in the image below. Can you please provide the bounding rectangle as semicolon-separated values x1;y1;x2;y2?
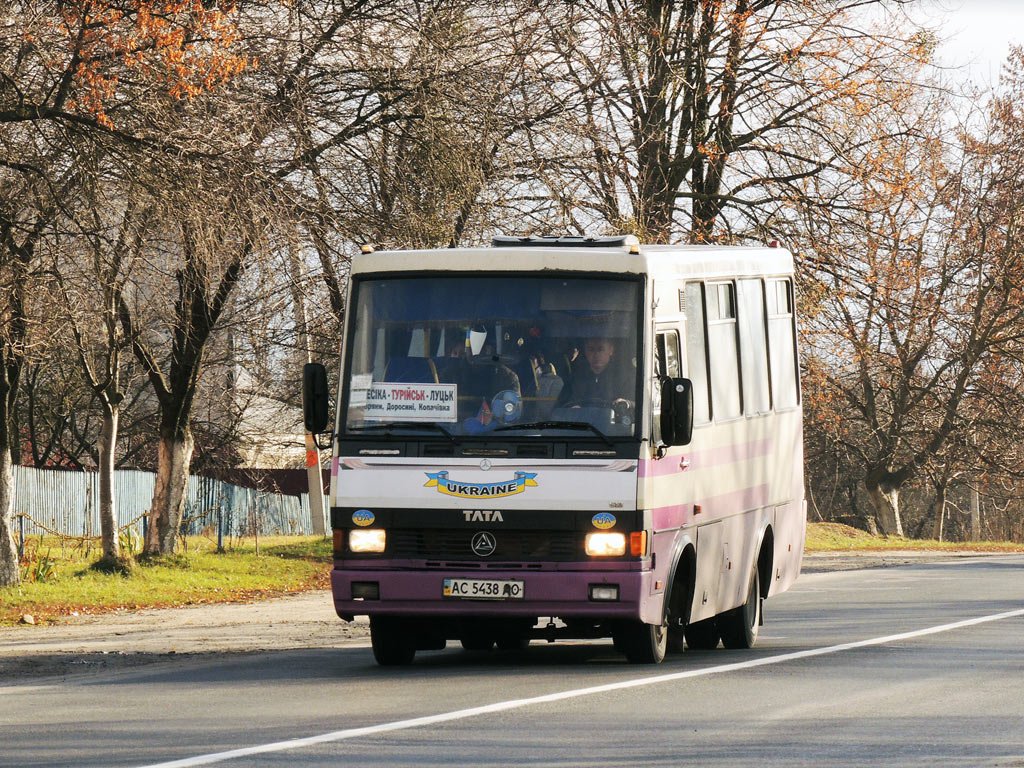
305;433;327;537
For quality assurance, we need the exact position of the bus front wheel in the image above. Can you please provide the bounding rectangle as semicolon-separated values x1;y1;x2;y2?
496;633;530;651
370;616;416;666
460;633;495;652
614;620;667;664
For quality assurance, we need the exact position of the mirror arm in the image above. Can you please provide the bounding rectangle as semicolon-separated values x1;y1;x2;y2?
313;430;334;452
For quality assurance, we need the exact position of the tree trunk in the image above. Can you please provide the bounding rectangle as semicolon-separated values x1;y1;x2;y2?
970;486;981;542
144;426;194;556
0;448;18;586
865;470;905;537
98;403;121;563
842;484;879;535
929;482;948;542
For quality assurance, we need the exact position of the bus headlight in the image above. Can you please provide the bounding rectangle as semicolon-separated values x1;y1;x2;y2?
349;529;387;553
585;531;626;557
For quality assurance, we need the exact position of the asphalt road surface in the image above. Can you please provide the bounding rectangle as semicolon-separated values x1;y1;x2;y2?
3;554;1023;768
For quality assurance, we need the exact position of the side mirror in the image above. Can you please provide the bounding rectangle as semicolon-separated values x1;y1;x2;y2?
302;362;331;434
659;377;693;446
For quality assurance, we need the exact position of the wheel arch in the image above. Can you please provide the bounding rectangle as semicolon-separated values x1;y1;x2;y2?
756;522;774;600
663;535;697;626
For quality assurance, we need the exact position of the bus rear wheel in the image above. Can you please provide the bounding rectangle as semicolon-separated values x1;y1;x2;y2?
684;617;720;650
614;620;667;664
718;564;761;649
370;616;416;666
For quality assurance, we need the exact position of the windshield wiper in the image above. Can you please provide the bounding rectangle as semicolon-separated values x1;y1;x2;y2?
492;420;614;447
349;422;459;444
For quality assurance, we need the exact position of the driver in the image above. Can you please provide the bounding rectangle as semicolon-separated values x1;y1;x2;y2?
556;337;632;408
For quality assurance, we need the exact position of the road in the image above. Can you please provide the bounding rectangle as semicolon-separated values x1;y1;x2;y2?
3;554;1023;768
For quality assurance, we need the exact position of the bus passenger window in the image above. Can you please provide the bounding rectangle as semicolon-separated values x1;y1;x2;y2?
684;283;711;425
706;281;742;420
738;280;771;414
767;278;799;409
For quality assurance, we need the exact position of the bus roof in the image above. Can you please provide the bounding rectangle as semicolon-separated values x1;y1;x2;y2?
352;242;794;280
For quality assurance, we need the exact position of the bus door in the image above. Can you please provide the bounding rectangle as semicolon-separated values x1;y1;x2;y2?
650;326;694;606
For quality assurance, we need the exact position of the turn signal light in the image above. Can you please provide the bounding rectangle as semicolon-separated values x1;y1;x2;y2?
630;531;648;556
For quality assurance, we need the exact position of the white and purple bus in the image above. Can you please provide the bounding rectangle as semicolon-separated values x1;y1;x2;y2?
303;235;805;665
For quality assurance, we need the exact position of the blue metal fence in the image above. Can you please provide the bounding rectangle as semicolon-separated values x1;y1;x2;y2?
12;466;318;538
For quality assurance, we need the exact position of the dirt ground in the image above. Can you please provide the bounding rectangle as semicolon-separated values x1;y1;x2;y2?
0;551;996;683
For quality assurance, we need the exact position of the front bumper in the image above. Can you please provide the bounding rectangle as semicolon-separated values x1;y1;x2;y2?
331;565;660;622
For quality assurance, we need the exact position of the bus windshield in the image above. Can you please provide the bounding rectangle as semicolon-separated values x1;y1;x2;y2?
342;274;642;438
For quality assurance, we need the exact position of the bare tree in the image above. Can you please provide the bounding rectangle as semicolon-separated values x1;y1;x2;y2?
531;0;932;243
798;68;1024;536
116;158;269;555
0;152;69;585
53;161;153;566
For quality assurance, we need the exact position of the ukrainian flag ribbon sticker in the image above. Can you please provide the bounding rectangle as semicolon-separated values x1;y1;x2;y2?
424;471;538;498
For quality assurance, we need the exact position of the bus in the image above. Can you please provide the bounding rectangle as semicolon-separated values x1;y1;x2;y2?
302;235;805;665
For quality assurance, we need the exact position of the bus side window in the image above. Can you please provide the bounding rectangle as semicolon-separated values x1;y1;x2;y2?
663;331;681;378
767;278;800;409
706;281;742;420
684;282;711;425
738;279;771;414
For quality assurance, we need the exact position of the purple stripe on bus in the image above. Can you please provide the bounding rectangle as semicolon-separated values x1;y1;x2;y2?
639;438;774;477
650;482;772;529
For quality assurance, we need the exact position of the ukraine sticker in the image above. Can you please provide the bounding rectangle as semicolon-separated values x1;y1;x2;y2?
592;513;616;529
424;471;538;499
352;509;375;527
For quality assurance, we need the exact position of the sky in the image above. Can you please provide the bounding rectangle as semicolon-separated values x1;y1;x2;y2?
914;0;1024;85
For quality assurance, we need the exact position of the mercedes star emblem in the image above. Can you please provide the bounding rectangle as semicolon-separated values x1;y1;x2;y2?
479;458;492;471
471;531;497;557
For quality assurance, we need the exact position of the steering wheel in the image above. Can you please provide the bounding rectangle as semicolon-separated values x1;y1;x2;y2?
491;390;522;424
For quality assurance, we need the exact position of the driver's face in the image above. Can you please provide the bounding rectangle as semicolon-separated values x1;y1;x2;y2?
583;339;614;374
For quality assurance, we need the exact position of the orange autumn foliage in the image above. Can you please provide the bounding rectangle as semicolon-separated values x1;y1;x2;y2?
46;1;251;127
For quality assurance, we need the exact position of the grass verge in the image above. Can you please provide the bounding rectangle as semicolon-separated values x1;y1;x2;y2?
805;522;1024;553
0;535;331;625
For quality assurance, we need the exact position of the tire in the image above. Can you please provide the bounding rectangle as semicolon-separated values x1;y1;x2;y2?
684;617;720;650
459;636;495;652
370;616;416;666
666;625;686;654
615;620;667;664
718;563;761;649
496;634;530;651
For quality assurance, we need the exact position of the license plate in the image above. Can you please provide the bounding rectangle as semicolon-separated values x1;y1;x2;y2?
443;578;524;600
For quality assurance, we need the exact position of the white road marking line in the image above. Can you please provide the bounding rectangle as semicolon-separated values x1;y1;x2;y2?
137;607;1024;768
